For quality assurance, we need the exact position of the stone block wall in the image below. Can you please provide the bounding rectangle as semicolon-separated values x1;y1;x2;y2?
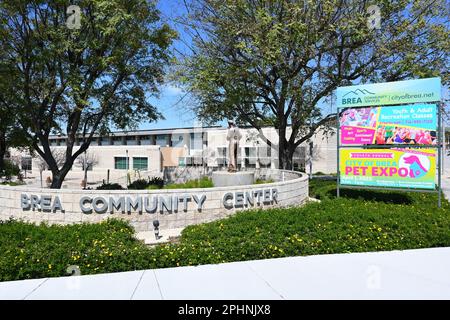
0;170;308;232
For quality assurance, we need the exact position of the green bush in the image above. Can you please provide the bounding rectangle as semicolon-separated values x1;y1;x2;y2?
128;177;164;190
96;183;124;190
1;179;449;281
254;178;274;184
0;160;20;179
148;176;164;189
128;179;151;190
164;176;213;189
0;219;153;281
1;181;26;186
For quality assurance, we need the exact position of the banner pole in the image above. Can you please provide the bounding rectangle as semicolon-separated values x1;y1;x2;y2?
336;108;340;198
438;102;442;208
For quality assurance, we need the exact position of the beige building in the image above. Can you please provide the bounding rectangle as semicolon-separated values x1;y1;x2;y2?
7;125;337;186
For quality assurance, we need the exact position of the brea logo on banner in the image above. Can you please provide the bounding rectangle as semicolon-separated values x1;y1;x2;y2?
336;78;441;108
341;89;375;105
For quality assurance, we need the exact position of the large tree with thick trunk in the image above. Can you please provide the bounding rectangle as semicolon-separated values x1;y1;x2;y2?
0;0;176;188
177;0;449;169
0;52;30;175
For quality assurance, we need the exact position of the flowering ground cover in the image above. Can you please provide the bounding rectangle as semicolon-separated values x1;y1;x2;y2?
1;179;449;281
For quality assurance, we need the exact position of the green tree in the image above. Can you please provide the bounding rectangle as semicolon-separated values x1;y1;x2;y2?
0;50;31;176
0;0;176;188
0;108;30;176
177;0;449;169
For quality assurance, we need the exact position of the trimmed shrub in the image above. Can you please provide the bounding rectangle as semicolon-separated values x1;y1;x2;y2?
0;160;20;179
96;183;124;190
148;176;164;189
128;177;164;190
164;176;213;189
128;179;150;190
254;178;274;184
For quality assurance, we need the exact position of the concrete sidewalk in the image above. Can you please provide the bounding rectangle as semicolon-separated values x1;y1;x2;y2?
1;247;450;300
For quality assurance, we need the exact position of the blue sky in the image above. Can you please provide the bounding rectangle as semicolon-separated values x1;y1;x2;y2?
140;0;203;130
140;1;448;130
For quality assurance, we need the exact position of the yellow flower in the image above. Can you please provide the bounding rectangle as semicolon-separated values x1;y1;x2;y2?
48;264;52;269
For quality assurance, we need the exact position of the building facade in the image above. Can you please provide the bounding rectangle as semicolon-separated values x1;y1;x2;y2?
8;125;337;185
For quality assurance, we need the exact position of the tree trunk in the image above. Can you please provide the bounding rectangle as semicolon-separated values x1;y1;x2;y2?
0;130;6;174
50;171;66;189
49;162;73;189
277;131;295;170
279;147;294;170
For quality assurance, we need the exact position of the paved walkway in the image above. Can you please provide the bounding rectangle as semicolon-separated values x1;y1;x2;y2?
1;247;449;300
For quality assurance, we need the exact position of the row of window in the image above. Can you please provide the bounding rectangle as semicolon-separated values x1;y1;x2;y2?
114;157;148;170
48;133;206;148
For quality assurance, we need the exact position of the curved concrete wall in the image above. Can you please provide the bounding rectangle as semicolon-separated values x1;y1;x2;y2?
0;170;308;232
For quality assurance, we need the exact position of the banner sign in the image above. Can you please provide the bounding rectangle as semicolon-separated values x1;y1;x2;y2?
339;148;436;190
340;104;437;145
336;77;441;108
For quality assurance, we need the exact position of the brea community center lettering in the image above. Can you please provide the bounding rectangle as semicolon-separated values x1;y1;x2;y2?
19;188;278;214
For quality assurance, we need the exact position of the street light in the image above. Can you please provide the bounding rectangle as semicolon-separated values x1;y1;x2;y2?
153;220;160;240
126;149;128;189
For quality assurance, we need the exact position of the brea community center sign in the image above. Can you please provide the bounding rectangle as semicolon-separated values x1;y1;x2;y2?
336;77;442;205
20;188;278;214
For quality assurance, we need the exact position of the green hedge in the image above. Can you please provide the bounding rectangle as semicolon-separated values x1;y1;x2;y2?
1;179;449;281
163;176;213;189
0;160;20;179
0;219;153;281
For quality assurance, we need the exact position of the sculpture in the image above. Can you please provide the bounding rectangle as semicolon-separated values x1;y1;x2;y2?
226;120;242;172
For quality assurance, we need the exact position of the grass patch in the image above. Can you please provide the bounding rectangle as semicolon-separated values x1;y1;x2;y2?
254;178;274;184
0;181;26;186
1;179;449;281
163;176;214;189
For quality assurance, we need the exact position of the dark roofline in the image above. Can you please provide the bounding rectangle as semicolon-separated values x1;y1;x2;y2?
49;125;224;139
48;124;296;139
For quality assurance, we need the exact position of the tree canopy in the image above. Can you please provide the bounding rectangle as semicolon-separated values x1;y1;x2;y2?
0;0;177;187
177;0;449;169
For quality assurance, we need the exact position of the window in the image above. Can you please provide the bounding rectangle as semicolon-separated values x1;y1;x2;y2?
156;135;168;146
140;135;152;145
114;157;129;170
258;145;272;168
113;137;123;145
133;157;148;170
21;157;32;171
171;134;184;147
190;132;203;150
126;136;137;145
244;147;257;168
101;137;111;145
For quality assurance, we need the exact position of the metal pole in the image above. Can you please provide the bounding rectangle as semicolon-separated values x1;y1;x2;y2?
309;141;313;179
83;151;88;188
336;108;340;198
438;103;442;208
126;149;129;189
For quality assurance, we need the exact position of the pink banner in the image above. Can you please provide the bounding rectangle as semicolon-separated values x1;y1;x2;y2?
391;148;436;157
341;126;375;145
350;152;394;159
